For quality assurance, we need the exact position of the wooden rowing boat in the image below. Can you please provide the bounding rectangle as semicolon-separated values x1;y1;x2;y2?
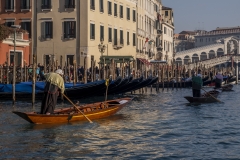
184;90;220;103
221;84;233;91
12;98;132;124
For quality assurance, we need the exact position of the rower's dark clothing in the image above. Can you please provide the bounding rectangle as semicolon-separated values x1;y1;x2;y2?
215;78;222;88
192;76;203;97
40;82;60;114
192;89;201;97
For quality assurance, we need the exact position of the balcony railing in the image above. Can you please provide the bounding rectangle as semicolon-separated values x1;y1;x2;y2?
9;33;23;40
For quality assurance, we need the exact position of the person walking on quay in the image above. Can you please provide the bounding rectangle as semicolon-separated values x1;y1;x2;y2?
192;70;203;97
40;69;65;115
215;72;223;89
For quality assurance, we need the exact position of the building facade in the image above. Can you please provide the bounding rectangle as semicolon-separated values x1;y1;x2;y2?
32;0;137;68
195;27;240;49
174;31;195;53
0;0;32;65
136;0;162;62
161;6;174;63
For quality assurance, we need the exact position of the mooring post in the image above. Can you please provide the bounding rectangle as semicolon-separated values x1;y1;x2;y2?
236;58;238;84
32;54;36;109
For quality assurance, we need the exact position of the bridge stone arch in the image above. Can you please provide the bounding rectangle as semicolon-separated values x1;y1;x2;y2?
208;50;216;59
184;55;190;64
192;53;199;63
200;52;207;60
217;48;224;57
175;57;182;65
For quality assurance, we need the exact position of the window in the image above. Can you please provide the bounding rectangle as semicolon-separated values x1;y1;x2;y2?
5;21;14;27
90;23;95;39
64;21;76;38
67;55;74;65
133;33;136;46
108;1;112;15
21;22;31;38
164;27;166;34
43;21;53;38
41;0;52;9
127;31;129;45
65;0;75;9
99;0;104;12
133;10;136;22
100;25;104;41
120;5;123;18
165;11;168;16
120;30;123;44
90;0;95;10
21;0;30;10
114;29;117;45
5;0;14;10
114;3;117;16
108;27;112;42
127;8;130;20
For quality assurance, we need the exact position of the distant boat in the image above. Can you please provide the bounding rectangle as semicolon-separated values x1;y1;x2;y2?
12;98;132;124
184;90;220;103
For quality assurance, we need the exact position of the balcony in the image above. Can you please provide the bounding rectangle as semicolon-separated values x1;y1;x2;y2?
9;33;23;40
157;45;163;52
113;39;124;50
157;29;162;36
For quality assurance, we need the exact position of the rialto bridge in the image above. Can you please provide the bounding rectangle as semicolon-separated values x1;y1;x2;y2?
174;36;240;65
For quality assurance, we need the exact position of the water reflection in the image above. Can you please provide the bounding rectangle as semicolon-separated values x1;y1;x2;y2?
1;86;240;159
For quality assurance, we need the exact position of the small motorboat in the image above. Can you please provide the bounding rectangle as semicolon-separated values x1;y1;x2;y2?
13;98;132;124
184;90;220;103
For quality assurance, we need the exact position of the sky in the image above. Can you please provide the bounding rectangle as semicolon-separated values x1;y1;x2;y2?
161;0;240;34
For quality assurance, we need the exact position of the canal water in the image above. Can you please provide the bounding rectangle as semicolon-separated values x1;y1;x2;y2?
0;85;240;159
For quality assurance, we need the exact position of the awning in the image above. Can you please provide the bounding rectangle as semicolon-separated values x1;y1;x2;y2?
137;58;151;65
99;55;134;64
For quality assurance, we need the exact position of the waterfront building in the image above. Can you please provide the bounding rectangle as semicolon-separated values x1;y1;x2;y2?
0;0;32;65
136;0;162;63
32;0;137;67
174;31;195;53
195;26;240;50
161;6;174;63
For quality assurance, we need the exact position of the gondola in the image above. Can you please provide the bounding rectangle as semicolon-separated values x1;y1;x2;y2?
184;90;220;103
107;77;132;95
214;84;234;91
113;76;144;94
12;98;132;124
123;77;153;93
132;77;159;92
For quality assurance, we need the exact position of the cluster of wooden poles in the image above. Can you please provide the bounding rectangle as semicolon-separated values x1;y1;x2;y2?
0;53;236;107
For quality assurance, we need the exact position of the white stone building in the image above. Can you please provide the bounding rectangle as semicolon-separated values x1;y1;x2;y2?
161;6;174;63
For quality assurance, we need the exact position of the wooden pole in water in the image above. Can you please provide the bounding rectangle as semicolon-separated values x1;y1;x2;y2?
12;30;17;105
236;58;238;84
162;65;165;90
6;53;9;84
73;60;76;86
32;54;36;108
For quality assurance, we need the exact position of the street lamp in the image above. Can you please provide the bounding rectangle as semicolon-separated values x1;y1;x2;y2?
98;39;106;57
11;25;21;105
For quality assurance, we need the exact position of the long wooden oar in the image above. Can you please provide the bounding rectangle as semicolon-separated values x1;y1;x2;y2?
105;79;110;102
201;88;222;103
62;93;93;123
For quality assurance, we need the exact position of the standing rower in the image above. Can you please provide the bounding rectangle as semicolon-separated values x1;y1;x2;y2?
40;69;65;115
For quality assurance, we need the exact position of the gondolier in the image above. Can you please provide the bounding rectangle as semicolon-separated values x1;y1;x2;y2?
192;71;203;97
215;72;223;89
40;69;65;115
